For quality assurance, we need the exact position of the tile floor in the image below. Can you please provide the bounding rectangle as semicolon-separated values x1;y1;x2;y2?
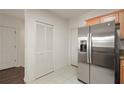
27;66;83;84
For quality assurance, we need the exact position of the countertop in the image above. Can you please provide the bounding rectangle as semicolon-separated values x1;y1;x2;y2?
120;49;124;60
120;56;124;60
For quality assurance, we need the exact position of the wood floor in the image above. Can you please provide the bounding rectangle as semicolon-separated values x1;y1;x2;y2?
0;67;25;84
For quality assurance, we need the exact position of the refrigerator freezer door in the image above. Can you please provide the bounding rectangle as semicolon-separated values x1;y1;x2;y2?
77;62;90;83
77;26;90;83
90;65;114;84
90;21;115;84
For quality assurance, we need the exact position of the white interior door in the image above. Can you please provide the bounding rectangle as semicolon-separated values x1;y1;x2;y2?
0;27;16;70
34;22;53;78
44;25;53;74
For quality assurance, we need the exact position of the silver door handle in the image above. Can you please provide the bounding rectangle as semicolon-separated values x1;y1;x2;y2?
89;33;92;64
87;33;90;63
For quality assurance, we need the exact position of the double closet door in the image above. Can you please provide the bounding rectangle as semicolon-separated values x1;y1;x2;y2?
34;22;54;78
0;27;17;70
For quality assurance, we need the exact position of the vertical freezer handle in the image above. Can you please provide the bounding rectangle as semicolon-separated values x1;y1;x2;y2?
87;33;90;63
89;33;92;64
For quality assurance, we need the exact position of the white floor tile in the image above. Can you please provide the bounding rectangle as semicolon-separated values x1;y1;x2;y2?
27;66;83;84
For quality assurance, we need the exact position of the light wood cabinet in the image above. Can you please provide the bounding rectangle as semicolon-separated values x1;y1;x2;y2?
86;17;100;26
119;10;124;39
85;10;124;39
120;59;124;84
86;12;119;26
101;13;119;23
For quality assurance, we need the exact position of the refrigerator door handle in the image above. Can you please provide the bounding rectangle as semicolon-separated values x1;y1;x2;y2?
89;33;92;64
87;33;90;63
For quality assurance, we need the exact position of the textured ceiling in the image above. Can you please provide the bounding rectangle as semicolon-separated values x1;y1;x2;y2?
48;9;94;19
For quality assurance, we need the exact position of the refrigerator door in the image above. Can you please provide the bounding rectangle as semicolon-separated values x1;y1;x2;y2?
90;21;115;84
77;26;90;83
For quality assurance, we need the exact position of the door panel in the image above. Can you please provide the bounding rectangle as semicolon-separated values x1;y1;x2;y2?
34;22;54;79
119;10;124;39
90;21;115;84
78;26;89;64
35;24;45;52
92;47;114;69
35;24;45;78
78;52;87;63
46;26;53;51
2;28;16;69
35;54;45;78
90;65;114;84
44;53;53;73
92;51;114;69
35;53;53;79
45;25;54;74
0;27;16;70
77;26;90;83
91;21;115;48
77;63;89;83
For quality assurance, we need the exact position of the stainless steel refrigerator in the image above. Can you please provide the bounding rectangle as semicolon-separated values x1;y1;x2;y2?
77;21;120;84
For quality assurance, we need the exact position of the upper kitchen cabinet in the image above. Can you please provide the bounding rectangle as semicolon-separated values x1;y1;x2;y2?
119;10;124;39
86;11;119;26
85;10;124;39
101;12;119;23
86;17;100;26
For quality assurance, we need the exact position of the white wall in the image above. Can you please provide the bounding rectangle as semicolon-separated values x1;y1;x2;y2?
0;14;25;67
25;9;69;82
68;9;118;66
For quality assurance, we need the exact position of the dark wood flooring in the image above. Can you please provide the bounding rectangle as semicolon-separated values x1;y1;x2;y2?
0;67;25;84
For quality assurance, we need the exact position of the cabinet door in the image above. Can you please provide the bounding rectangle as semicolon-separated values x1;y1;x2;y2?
119;11;124;39
86;17;100;26
101;13;119;23
120;60;124;84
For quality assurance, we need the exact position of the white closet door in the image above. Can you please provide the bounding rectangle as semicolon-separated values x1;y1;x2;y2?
35;24;45;53
44;26;53;74
35;24;46;78
35;23;53;78
45;26;53;51
0;27;16;70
